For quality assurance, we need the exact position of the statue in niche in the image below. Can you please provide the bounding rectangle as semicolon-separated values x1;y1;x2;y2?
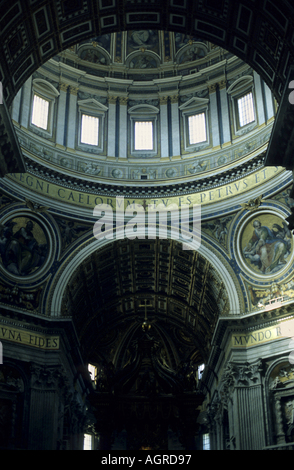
0;218;48;276
285;399;294;426
242;216;292;275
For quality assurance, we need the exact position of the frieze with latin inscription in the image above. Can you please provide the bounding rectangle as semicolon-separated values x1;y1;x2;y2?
6;166;283;210
0;322;59;350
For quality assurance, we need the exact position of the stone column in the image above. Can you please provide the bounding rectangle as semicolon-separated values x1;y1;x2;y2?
20;76;32;128
208;84;220;148
159;96;169;158
218;80;231;144
118;96;128;158
170;94;180;157
56;83;69;146
107;95;117;157
66;86;79;149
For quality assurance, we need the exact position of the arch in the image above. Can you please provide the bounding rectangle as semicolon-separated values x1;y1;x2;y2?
77;44;111;65
48;226;241;318
126;50;160;68
1;1;293;106
175;42;208;64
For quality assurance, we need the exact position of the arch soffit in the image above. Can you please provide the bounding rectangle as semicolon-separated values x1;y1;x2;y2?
1;1;293;106
48;229;242;318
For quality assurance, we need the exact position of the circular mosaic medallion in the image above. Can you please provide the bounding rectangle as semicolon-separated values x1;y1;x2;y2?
0;214;52;281
238;212;293;278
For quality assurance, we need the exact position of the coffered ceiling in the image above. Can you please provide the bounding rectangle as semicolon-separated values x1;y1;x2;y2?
0;0;293;107
61;238;229;367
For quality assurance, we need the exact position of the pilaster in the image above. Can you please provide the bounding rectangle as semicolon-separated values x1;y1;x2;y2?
170;94;180;157
118;96;128;158
11;88;22;123
28;364;65;449
56;83;69;146
254;71;265;125
218;80;231;144
107;95;117;157
159;96;169;158
220;359;266;450
28;363;86;450
20;76;32;129
66;86;78;149
263;82;275;120
208;84;220;148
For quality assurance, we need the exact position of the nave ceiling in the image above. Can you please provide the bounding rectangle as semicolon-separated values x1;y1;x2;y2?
61;238;228;368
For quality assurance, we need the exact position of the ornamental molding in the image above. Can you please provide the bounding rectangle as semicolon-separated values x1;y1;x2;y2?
22;151;266;199
220;359;264;403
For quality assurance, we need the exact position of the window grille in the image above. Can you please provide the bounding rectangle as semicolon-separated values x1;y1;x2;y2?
134;121;153;150
237;92;255;127
188;113;206;145
31;94;49;130
81;114;99;146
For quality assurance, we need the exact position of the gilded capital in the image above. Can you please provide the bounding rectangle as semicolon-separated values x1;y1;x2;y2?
159;96;168;105
119;96;128;105
208;83;217;93
59;83;69;92
219;80;227;90
169;94;178;104
108;95;118;104
69;86;79;95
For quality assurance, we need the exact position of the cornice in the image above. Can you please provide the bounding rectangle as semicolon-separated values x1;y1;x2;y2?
23;151;266;199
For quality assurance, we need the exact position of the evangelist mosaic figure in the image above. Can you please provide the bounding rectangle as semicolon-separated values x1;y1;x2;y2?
243;219;292;274
0;219;47;276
